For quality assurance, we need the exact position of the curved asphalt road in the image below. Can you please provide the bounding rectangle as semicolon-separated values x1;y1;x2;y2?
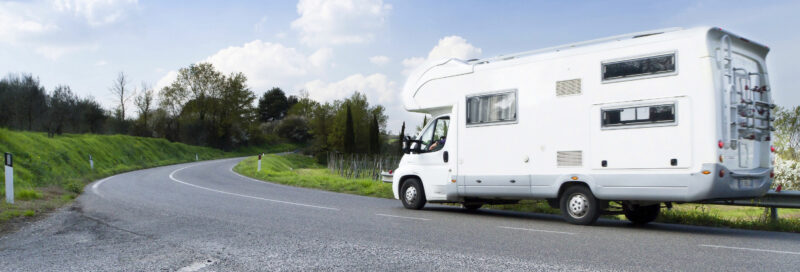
2;158;800;271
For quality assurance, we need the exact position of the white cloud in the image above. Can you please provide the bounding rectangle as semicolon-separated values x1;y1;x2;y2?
0;2;58;43
309;47;333;68
154;70;178;91
291;0;391;46
155;40;332;92
369;55;390;65
203;40;317;90
0;0;137;59
53;0;139;27
94;60;107;66
34;43;98;60
402;35;482;75
302;73;397;104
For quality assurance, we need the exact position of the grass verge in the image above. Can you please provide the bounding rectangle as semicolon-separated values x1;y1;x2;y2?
233;154;393;198
0;128;296;234
235;154;800;233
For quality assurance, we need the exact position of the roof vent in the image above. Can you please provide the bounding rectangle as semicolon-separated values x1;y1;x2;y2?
557;151;583;167
556;79;582;96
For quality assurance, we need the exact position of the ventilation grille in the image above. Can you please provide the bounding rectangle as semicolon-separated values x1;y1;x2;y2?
556;79;582;96
557;151;583;167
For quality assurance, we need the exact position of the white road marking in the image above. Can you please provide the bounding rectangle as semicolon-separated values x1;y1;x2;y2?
497;226;577;235
90;176;113;197
376;213;431;221
699;244;800;255
177;259;216;272
169;164;339;211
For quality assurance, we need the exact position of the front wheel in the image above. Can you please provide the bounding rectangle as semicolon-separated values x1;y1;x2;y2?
559;186;601;225
400;178;426;210
623;203;660;225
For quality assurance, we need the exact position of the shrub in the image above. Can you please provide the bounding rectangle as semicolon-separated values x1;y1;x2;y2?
15;189;43;200
64;180;84;194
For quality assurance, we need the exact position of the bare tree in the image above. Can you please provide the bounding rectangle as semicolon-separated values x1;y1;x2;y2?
110;71;134;121
134;82;154;127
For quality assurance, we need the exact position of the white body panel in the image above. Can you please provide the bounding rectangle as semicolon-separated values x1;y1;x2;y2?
393;27;774;203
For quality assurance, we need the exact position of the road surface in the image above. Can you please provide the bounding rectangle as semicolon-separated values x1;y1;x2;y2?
2;158;800;271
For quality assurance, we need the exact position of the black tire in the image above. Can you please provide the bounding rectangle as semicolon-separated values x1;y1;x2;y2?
400;178;426;210
559;186;601;225
623;203;660;225
463;203;483;211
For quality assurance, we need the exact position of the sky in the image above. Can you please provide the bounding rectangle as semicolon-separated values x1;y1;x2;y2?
1;0;799;133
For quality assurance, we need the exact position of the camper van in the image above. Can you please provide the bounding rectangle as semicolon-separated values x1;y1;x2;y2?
392;27;775;225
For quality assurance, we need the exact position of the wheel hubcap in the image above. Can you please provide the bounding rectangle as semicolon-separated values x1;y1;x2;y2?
405;186;417;204
568;193;589;219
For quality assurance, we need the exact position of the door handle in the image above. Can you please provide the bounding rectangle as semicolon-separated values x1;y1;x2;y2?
476;180;482;183
510;180;516;184
443;151;449;163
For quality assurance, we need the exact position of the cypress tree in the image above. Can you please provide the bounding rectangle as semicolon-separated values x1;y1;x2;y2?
369;115;380;154
344;105;355;154
398;121;406;154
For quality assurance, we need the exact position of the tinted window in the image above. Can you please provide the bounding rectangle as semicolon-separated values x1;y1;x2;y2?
466;91;517;125
603;54;675;81
602;104;675;127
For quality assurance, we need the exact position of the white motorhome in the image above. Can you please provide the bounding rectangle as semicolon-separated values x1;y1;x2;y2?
392;27;775;225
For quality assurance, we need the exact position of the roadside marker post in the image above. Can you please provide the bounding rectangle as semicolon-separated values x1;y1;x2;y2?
196;154;199;161
257;154;262;172
89;155;94;170
4;153;13;204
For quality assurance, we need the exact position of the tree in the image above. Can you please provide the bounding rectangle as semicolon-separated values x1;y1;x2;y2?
110;71;133;121
0;74;47;130
344;105;355;153
134;83;154;129
416;115;429;132
775;106;800;160
45;85;77;137
277;116;311;143
257;87;289;122
398;121;406;154
369;115;380;154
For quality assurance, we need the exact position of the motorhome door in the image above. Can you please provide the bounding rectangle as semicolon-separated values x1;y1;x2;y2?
413;115;455;201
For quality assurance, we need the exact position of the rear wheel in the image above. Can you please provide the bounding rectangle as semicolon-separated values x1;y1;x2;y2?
463;203;483;211
623;203;660;225
400;178;426;210
559;186;601;225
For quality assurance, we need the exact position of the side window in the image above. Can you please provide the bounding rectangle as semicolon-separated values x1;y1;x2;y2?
602;103;675;128
415;116;450;152
602;53;676;81
466;90;517;126
429;118;449;152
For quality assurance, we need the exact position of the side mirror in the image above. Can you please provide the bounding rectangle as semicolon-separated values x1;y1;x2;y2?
402;136;422;154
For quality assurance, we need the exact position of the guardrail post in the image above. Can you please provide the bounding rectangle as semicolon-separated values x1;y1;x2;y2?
4;153;13;204
257;154;262;172
770;207;778;222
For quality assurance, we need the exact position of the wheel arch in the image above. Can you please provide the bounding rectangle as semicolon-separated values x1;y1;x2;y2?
398;174;422;193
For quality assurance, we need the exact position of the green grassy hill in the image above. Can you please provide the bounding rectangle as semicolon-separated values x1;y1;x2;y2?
0;128;230;196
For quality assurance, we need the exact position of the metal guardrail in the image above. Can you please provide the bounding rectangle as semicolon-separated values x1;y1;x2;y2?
704;190;800;209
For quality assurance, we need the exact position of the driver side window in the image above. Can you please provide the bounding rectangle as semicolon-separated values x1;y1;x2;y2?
416;116;450;152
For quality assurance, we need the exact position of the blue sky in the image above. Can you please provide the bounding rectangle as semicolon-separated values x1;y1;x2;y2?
1;0;798;132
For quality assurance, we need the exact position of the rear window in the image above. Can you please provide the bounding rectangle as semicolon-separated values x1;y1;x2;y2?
602;104;675;127
603;53;675;81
